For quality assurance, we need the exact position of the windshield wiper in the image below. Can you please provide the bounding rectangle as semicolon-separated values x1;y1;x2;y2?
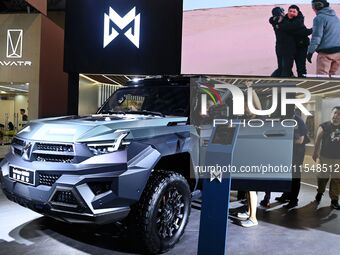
126;110;165;117
99;110;126;115
99;110;165;117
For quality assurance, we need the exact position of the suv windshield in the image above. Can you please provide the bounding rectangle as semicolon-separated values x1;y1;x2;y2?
98;86;190;117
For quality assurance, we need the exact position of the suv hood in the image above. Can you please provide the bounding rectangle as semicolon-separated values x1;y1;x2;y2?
16;114;188;143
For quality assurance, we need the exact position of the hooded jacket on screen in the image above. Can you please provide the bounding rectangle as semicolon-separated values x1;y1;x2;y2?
269;16;296;55
279;12;312;49
308;7;340;54
270;14;311;55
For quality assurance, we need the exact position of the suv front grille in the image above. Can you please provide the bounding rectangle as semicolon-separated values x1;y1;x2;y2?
12;138;26;156
52;191;78;206
33;143;75;163
11;139;76;163
13;148;22;156
36;143;74;152
12;138;26;147
39;173;61;186
36;154;74;163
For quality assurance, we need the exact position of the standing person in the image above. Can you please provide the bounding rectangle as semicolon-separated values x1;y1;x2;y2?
270;7;297;77
237;191;258;227
313;106;340;210
237;191;246;202
277;112;308;209
261;112;308;209
277;5;313;77
20;109;28;128
237;86;261;227
270;7;286;77
289;5;313;77
270;6;312;77
307;0;340;76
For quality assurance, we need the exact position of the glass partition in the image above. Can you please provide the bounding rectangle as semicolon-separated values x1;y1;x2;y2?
0;83;29;158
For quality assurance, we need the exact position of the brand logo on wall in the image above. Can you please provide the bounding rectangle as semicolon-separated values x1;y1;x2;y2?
103;7;141;48
0;29;32;67
7;29;23;58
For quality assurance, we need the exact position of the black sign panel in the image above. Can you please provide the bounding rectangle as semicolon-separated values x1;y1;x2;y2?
64;0;183;75
9;166;35;186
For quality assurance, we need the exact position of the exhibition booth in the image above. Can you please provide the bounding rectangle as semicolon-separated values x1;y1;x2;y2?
0;11;67;152
0;1;340;255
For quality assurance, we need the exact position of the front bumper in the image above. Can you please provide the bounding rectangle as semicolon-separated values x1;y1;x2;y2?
2;188;129;224
0;149;153;224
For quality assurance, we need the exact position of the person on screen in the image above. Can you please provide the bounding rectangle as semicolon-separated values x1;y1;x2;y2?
270;6;312;77
307;0;340;76
269;7;287;77
287;5;313;77
313;106;340;210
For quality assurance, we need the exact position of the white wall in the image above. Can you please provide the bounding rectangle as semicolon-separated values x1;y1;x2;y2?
0;99;15;127
78;77;100;115
0;94;28;129
14;95;29;116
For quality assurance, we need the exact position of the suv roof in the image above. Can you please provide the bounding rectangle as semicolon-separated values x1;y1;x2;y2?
126;76;190;87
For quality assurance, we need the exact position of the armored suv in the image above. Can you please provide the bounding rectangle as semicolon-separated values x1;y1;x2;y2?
0;77;198;254
0;77;295;254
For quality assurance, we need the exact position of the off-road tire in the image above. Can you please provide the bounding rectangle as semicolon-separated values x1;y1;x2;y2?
129;170;191;254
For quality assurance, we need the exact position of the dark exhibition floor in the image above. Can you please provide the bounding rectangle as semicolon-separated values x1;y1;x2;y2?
0;182;339;255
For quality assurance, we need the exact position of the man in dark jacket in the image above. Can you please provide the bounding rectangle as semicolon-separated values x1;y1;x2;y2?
270;7;295;77
270;7;285;77
307;0;340;76
261;112;308;209
287;5;312;77
270;6;312;77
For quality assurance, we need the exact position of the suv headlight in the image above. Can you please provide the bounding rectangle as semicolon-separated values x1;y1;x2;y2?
86;130;129;155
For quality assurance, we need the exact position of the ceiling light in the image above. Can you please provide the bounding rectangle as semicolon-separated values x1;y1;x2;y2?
80;74;99;84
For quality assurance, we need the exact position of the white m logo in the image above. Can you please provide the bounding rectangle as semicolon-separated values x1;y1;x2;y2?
210;169;223;183
103;7;141;48
7;29;23;58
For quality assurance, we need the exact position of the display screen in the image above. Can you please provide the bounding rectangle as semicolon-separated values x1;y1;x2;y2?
181;0;340;76
64;0;183;75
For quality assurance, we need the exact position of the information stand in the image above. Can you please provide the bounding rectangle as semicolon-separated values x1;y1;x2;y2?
197;125;239;255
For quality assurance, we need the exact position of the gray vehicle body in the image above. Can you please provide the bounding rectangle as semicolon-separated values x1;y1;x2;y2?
0;77;294;224
0;112;193;224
